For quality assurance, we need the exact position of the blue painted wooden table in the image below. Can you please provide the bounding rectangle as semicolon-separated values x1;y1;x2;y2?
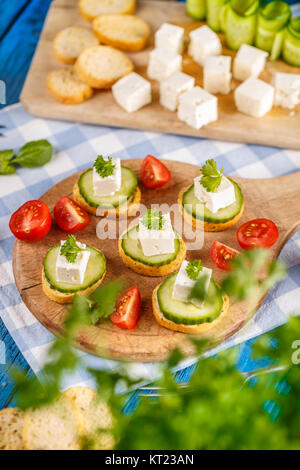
0;0;298;411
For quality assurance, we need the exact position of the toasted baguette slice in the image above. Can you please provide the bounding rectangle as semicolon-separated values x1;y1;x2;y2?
73;182;141;218
75;45;134;88
22;396;80;450
0;408;24;450
53;26;99;65
178;187;244;232
93;14;151;51
152;284;230;334
118;234;187;277
79;0;136;21
47;69;93;105
64;386;114;450
42;268;106;304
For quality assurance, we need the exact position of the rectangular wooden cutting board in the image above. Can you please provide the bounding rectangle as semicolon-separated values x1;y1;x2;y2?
21;0;300;149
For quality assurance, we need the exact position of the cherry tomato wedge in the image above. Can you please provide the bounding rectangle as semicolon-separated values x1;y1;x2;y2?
237;218;279;249
141;155;171;189
111;286;141;330
9;200;51;242
210;241;240;271
54;196;90;233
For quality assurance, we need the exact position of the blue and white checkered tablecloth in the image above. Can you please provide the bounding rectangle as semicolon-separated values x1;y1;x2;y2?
0;103;299;389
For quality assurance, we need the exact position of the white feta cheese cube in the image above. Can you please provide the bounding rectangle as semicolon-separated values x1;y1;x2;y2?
155;23;185;54
112;72;151;113
273;72;300;109
172;260;212;304
204;55;232;95
178;86;218;129
188;25;222;66
233;44;268;82
160;71;195;111
93;157;121;196
234;77;274;118
147;48;182;82
194;174;236;213
56;241;90;285
138;213;175;257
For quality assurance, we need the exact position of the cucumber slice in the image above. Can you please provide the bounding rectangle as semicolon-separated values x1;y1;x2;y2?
157;274;224;325
270;30;285;61
44;245;106;293
78;166;138;209
255;2;290;56
207;0;229;32
224;1;258;50
182;179;243;224
121;225;180;267
282;18;300;67
186;0;206;20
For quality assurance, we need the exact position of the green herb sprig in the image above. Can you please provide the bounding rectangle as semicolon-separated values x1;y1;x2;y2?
0;140;53;175
186;260;203;280
60;235;87;263
141;209;164;230
200;159;223;193
94;155;115;178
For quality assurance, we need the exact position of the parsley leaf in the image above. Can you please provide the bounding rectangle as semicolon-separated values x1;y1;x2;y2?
141;209;164;230
89;279;126;325
94;155;115;178
186;260;203;280
200;159;223;193
60;235;87;263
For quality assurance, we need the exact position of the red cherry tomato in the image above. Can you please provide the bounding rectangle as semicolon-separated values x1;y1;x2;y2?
9;200;51;242
210;241;240;271
53;196;90;233
141;155;171;189
111;286;141;329
237;218;279;249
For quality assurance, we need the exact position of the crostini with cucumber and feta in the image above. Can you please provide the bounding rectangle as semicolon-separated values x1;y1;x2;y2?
42;235;106;304
152;259;229;334
73;155;141;217
178;159;244;232
118;209;186;277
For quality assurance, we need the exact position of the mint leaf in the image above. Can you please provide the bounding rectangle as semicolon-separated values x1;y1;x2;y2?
60;235;87;263
0;150;15;174
0;150;14;162
15;140;53;168
94;155;115;178
200;159;223;193
186;260;203;280
141;209;164;230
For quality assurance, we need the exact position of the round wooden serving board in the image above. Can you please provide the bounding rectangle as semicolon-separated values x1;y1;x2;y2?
13;160;300;362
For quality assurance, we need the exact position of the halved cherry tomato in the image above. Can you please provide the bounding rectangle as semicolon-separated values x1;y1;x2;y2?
141;155;171;189
111;286;141;329
237;218;279;249
9;200;51;242
54;196;90;233
210;241;240;271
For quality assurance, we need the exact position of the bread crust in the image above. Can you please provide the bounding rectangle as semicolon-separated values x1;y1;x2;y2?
93;14;151;52
79;0;136;21
152;284;230;334
178;186;244;232
53;26;99;65
74;45;134;89
42;268;106;304
118;232;187;277
73;182;141;218
46;69;93;105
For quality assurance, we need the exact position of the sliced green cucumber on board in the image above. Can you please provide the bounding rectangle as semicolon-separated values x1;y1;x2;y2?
157;274;224;325
78;166;138;208
44;245;106;293
121;225;180;267
182;179;243;224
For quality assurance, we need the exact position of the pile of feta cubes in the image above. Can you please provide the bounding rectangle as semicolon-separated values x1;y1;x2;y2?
112;22;300;124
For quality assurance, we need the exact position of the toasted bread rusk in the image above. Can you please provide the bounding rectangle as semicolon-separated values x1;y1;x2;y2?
79;0;136;21
0;408;24;451
53;26;99;65
47;69;93;105
178;187;244;232
93;14;151;51
42;268;106;304
74;45;134;88
118;234;187;277
73;182;141;218
152;284;230;334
